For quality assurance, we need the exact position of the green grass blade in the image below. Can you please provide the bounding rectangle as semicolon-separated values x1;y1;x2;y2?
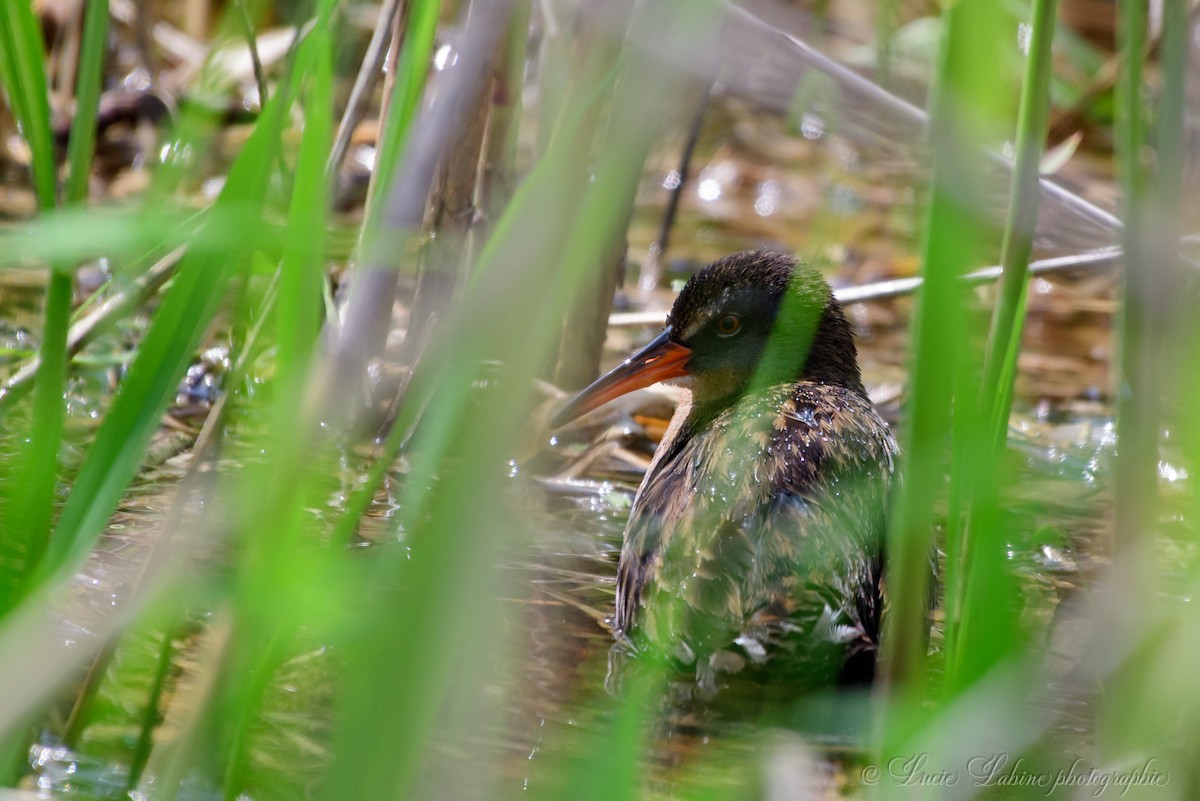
320;5;720;798
536;681;657;801
32;82;296;589
127;629;176;790
881;0;1010;696
63;0;109;206
36;0;111;585
15;271;72;590
0;0;72;602
326;62;620;546
943;0;1059;697
1099;0;1190;768
20;0;109;592
210;11;336;796
1113;0;1154;557
0;0;56;210
0;207;194;271
980;0;1059;447
276;12;333;408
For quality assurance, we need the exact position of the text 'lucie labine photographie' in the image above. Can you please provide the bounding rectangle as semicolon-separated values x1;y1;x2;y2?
0;0;1196;799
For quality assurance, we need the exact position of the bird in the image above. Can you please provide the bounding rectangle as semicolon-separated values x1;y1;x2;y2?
551;250;898;699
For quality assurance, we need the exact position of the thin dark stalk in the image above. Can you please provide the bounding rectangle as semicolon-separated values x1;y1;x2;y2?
52;4;80;102
235;0;269;106
638;84;712;292
133;0;157;79
62;641;118;747
126;629;176;790
1112;0;1188;550
220;627;289;801
353;0;411;230
553;220;628;388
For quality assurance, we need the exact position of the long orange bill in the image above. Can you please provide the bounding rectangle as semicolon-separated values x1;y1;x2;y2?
550;328;693;428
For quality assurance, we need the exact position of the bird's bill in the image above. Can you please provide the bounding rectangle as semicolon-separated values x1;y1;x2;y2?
550;328;692;428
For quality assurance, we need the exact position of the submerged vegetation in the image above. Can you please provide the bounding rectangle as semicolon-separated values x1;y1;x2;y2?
0;0;1196;798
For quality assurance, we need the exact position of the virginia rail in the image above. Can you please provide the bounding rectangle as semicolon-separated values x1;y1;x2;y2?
552;250;897;697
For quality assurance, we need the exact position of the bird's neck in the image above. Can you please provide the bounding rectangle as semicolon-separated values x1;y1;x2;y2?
799;310;869;401
684;379;792;432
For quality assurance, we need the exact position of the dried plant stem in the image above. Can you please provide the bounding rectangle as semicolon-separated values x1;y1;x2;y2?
475;0;531;251
327;0;403;181
406;39;501;354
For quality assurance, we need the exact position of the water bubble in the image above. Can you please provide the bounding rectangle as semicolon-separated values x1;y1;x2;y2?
800;113;824;140
754;180;780;217
434;44;455;71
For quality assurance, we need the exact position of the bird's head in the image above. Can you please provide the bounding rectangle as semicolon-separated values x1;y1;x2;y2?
551;250;866;427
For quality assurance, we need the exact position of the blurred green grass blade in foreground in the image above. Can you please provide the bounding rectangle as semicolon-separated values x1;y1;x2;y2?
944;0;1059;698
0;0;75;610
34;67;298;592
881;0;1012;699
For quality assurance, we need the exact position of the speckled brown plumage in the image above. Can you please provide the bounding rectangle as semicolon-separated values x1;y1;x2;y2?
615;382;896;694
554;250;898;697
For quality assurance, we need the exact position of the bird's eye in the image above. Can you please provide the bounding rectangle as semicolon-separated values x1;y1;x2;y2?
715;314;741;337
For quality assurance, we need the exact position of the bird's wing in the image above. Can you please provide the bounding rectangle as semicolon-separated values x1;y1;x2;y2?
613;384;897;663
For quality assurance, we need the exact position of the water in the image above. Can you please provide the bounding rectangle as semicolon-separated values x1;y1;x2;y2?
1;30;1137;800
